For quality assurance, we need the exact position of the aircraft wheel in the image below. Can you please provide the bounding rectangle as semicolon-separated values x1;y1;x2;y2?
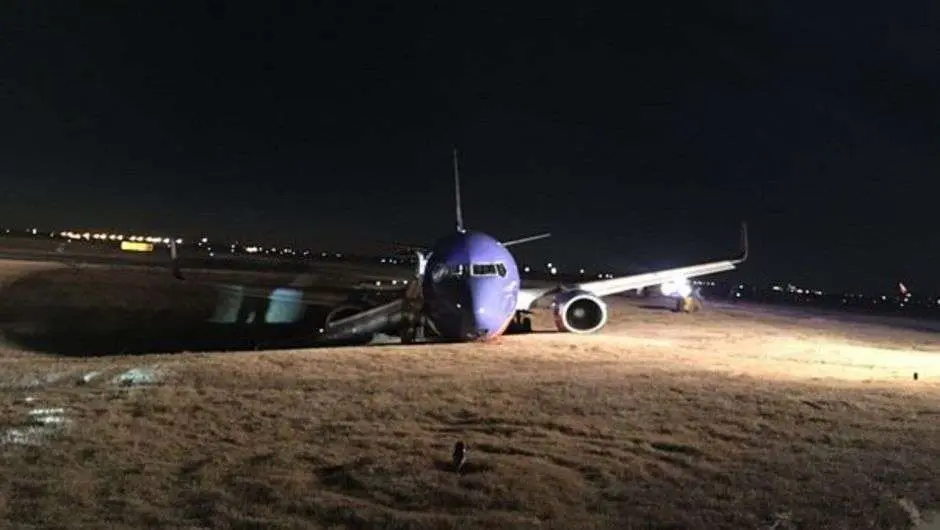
401;326;417;344
521;317;532;333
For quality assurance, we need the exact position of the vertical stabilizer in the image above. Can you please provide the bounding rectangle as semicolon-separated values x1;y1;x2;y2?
453;147;465;233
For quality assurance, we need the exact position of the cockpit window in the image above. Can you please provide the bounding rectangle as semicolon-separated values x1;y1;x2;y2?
430;263;465;282
470;262;507;278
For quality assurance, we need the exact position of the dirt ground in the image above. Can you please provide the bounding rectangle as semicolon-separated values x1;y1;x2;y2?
1;259;940;529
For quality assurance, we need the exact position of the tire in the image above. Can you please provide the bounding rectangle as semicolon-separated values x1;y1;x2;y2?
401;326;417;344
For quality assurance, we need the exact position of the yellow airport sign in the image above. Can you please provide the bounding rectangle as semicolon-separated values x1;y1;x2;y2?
120;241;154;252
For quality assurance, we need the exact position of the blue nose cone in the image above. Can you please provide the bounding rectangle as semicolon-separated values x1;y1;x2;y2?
467;278;516;340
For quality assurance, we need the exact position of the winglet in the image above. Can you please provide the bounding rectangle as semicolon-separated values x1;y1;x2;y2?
734;221;749;263
453;147;465;233
169;239;185;280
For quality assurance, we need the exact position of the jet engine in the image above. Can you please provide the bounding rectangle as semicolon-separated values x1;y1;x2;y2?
551;290;608;333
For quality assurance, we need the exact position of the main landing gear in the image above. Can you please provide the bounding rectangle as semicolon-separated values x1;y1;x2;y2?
399;314;423;344
672;294;704;313
506;311;533;334
399;281;427;345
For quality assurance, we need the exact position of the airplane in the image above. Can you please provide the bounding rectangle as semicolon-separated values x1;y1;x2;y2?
168;149;748;346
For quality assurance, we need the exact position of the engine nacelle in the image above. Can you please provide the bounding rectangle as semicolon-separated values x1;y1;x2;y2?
551;290;608;333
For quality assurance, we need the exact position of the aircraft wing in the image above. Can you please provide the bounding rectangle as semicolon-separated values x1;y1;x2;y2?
516;222;748;311
166;240;412;332
317;298;405;341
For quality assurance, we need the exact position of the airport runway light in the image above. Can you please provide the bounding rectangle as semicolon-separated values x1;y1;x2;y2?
579;268;585;274
523;266;530;273
550;267;558;275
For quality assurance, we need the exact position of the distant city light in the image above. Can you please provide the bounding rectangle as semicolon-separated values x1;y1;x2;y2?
9;224;940;315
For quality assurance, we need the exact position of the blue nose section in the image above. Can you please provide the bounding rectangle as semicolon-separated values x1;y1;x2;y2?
467;279;513;340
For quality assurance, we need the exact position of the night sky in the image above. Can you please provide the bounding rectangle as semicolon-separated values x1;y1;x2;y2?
2;2;939;293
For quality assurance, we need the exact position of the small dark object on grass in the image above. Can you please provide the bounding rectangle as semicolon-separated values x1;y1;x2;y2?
452;441;468;472
914;372;918;381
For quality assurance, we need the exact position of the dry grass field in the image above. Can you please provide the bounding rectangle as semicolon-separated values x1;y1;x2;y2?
1;259;940;529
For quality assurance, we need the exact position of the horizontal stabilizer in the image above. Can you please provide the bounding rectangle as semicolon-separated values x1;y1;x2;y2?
501;232;552;247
